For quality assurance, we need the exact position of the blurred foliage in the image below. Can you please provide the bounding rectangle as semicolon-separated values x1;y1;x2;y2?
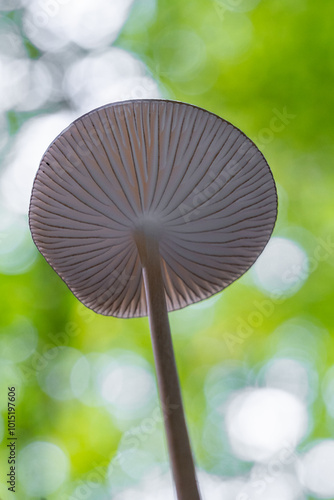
0;0;333;499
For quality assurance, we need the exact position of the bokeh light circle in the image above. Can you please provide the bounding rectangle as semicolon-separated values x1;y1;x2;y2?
63;48;160;114
153;29;207;82
262;357;314;403
22;0;134;52
37;347;83;400
253;237;309;296
0;361;22;411
225;388;308;462
0;316;38;362
18;441;69;496
100;361;155;414
1;112;74;215
71;351;156;418
322;365;334;417
298;440;334;498
0;0;23;10
238;471;302;500
0;210;37;275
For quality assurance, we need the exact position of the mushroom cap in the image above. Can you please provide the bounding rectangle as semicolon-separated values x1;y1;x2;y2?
29;100;277;318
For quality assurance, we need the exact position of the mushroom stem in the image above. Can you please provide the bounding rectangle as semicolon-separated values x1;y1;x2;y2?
136;234;201;500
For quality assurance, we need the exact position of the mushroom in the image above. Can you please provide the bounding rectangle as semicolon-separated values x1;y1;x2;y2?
29;99;277;500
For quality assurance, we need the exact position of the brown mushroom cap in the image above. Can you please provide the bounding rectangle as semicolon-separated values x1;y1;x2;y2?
29;100;277;318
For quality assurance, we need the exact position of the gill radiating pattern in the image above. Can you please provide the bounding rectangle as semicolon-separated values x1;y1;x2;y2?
29;100;277;318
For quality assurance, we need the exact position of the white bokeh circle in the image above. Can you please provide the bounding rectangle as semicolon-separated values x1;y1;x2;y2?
71;351;156;418
253;237;308;296
37;347;83;400
1;111;74;215
22;0;134;51
63;48;160;115
298;440;334;499
225;388;308;462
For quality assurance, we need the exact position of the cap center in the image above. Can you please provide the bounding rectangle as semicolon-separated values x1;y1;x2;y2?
133;213;163;241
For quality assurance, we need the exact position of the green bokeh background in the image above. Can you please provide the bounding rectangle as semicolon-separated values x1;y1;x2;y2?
0;0;333;498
